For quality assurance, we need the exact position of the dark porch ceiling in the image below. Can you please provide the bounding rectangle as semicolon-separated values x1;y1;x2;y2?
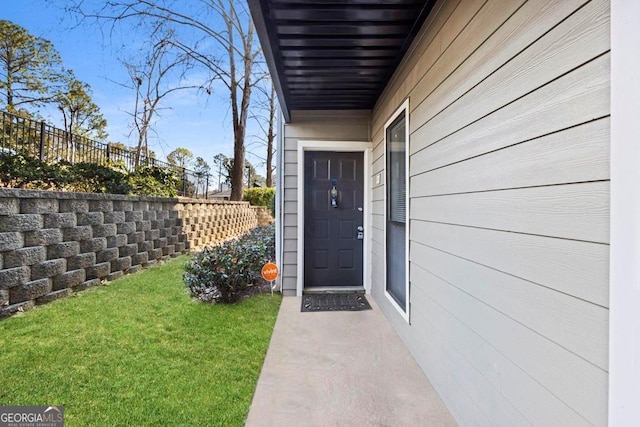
249;0;437;122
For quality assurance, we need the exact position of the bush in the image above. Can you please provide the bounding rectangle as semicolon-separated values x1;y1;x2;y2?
243;187;275;215
184;224;276;303
0;151;181;196
68;162;131;194
128;165;180;197
0;152;69;190
0;152;130;193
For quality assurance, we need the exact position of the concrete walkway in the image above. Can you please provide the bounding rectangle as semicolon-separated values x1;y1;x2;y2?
245;296;457;426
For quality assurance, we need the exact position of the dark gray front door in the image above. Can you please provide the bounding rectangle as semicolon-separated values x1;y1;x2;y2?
304;151;364;288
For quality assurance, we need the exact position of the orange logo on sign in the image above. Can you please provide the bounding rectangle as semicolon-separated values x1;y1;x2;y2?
261;263;279;281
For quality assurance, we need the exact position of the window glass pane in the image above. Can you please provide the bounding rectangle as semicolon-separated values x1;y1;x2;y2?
387;222;406;310
385;109;407;312
387;113;406;223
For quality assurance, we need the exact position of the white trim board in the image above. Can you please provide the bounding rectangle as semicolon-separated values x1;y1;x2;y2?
296;140;373;296
275;110;285;292
610;1;640;425
383;99;411;323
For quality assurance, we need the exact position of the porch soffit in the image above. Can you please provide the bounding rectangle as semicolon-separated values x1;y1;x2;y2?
248;0;437;122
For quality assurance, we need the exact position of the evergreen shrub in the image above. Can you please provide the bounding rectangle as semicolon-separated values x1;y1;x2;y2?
184;224;276;303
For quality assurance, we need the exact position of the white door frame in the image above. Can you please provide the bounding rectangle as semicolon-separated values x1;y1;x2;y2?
296;140;372;296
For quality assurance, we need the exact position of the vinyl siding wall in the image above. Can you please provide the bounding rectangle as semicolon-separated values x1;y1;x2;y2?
280;110;370;295
369;0;610;425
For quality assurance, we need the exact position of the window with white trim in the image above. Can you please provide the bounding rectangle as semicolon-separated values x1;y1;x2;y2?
385;101;409;318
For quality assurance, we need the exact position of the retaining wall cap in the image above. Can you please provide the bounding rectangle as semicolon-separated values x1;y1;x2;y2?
176;196;250;206
0;188;259;205
0;188;180;203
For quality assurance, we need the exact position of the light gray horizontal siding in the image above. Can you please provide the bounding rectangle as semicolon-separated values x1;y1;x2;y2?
413;181;610;243
411;53;610;170
280;111;370;294
411;241;608;370
370;0;610;425
411;220;609;307
411;117;609;195
409;280;595;426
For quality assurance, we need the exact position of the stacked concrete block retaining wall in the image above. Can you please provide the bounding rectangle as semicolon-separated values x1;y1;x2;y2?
0;189;272;318
179;201;272;250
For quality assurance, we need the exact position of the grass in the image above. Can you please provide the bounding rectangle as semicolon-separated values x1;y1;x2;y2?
0;256;282;426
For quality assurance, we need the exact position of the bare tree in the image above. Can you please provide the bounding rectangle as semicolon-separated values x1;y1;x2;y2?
266;84;276;188
262;83;277;187
68;0;263;200
123;32;196;166
246;80;277;187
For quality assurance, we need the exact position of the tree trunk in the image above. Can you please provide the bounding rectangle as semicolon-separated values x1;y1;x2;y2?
266;84;275;187
227;1;243;201
230;125;245;200
228;1;255;201
6;60;13;109
265;136;273;187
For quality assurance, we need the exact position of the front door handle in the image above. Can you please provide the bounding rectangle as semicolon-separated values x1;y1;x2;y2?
357;225;364;240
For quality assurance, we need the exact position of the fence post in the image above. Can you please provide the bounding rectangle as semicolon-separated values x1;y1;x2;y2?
39;121;46;161
106;143;111;163
205;174;209;199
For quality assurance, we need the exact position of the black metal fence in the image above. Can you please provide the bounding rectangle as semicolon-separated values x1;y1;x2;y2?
0;110;212;198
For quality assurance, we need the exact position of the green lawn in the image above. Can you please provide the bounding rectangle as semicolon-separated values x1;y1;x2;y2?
0;256;282;426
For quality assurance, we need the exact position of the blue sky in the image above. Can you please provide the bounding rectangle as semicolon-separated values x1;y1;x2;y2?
2;0;267;177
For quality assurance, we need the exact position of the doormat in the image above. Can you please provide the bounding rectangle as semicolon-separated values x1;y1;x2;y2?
301;294;372;312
